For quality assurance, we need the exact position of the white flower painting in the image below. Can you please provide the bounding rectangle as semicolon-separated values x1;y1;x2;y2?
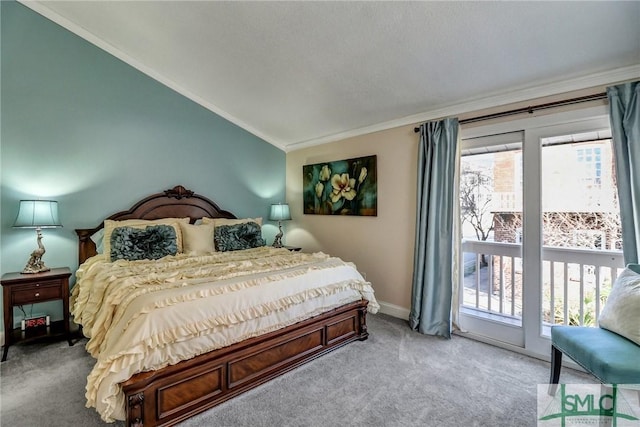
303;155;377;216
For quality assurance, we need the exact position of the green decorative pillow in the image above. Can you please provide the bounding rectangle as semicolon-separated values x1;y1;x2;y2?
598;264;640;345
110;225;178;261
214;221;265;252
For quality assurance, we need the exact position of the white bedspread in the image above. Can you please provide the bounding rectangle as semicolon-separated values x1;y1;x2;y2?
71;246;378;422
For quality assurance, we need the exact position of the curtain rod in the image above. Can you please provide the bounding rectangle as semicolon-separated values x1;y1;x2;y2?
413;92;607;133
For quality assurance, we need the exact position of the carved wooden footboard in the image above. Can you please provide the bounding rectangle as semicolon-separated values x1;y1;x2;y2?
123;300;369;427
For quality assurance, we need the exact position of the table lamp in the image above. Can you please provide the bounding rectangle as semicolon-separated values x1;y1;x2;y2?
269;203;291;248
13;200;62;274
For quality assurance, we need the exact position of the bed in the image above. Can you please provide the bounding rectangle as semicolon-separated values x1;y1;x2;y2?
73;185;378;427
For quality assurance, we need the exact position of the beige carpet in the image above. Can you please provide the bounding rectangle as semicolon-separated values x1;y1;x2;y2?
0;314;592;426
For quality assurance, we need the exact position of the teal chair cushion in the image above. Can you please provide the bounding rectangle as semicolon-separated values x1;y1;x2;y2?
551;326;640;385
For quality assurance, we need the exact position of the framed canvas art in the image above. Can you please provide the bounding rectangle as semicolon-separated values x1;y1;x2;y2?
303;155;377;216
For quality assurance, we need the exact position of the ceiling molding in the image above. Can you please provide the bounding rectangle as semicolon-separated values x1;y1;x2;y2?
20;0;288;152
21;1;639;154
285;64;640;152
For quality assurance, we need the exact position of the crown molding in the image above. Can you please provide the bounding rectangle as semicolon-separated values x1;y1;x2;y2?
19;1;288;152
286;64;640;152
19;2;639;154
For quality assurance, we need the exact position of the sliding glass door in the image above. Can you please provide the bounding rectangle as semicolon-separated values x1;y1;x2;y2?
457;107;623;357
458;131;524;347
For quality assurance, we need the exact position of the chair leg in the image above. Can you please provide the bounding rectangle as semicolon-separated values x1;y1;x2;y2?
548;345;563;396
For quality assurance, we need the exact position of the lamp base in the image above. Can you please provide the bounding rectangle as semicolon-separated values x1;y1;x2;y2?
22;261;50;274
272;223;284;248
22;229;49;274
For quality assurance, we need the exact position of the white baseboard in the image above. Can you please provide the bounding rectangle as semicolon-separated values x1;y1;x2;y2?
377;301;410;320
0;331;4;347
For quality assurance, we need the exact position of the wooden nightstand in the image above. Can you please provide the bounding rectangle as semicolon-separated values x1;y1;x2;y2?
283;246;302;252
1;267;73;361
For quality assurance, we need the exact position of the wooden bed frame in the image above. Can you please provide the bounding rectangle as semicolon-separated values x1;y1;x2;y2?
75;185;369;427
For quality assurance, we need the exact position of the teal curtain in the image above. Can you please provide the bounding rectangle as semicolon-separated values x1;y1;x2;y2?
409;118;459;338
608;81;640;265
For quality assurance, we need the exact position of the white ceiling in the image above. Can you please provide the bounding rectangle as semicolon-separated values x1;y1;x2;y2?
24;1;640;151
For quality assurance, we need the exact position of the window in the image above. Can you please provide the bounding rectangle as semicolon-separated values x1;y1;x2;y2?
576;146;602;186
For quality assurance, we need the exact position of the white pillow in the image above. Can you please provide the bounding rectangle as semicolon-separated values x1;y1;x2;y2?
90;229;105;254
180;223;215;254
599;264;640;345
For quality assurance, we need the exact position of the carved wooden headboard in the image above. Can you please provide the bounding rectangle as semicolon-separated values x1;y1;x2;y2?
75;185;236;264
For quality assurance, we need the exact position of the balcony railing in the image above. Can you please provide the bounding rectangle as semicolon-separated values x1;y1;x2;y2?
461;239;624;328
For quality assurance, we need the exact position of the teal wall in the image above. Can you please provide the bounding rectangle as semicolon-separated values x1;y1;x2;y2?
0;2;286;327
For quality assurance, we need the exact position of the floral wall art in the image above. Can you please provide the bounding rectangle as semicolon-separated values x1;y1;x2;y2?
303;155;377;216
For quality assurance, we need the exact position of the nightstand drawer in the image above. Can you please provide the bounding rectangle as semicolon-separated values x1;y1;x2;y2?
12;280;62;305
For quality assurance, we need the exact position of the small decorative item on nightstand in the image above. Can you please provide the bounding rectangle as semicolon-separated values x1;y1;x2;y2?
13;200;63;274
1;267;73;362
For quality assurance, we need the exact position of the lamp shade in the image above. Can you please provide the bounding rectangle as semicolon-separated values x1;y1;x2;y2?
13;200;62;228
269;203;291;221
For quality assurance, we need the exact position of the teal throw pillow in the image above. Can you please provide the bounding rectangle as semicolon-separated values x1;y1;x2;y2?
214;221;265;252
110;225;178;261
